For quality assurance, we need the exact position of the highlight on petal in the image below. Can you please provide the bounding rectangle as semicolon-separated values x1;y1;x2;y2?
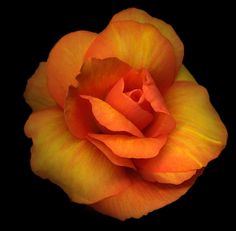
81;95;143;137
24;107;131;204
88;133;167;159
92;174;197;220
85;20;176;92
111;7;184;71
139;169;197;185
135;81;227;172
47;31;97;107
64;87;99;139
24;62;56;111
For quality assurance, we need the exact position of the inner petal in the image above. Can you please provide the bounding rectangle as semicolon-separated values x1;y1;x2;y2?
105;78;153;130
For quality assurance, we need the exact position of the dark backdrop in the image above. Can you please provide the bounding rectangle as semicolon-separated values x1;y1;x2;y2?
13;0;235;229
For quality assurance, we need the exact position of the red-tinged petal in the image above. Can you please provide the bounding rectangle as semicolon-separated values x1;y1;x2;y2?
47;31;97;107
24;107;131;204
81;95;143;137
87;136;136;169
85;21;176;93
88;133;167;159
64;87;99;139
77;58;131;99
139;170;197;185
110;8;184;71
135;81;228;172
105;78;153;130
24;62;56;111
175;65;197;82
92;174;197;220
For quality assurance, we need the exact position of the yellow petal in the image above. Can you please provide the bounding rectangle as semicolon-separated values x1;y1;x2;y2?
24;107;131;204
111;8;184;71
24;62;56;111
135;80;227;172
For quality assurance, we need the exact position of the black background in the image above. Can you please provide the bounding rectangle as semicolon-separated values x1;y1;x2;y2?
13;0;235;229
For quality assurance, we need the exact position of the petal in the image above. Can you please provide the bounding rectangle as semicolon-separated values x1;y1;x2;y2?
24;107;131;204
85;21;176;92
92;174;197;220
76;58;131;99
141;70;176;137
24;62;56;111
135;81;227;172
105;78;153;130
111;8;184;71
87;136;136;169
64;87;99;139
81;95;143;137
88;133;167;159
175;65;197;82
47;31;97;107
139;169;197;185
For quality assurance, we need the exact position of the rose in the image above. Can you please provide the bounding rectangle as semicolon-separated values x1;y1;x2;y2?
24;8;227;220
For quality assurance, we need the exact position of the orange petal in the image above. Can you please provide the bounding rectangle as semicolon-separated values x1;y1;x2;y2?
139;169;197;185
77;58;131;99
141;70;176;137
135;81;227;172
87;136;136;169
81;95;143;137
92;174;197;220
85;21;176;93
64;87;99;139
88;133;167;159
24;62;56;111
24;107;131;204
111;8;184;71
47;31;97;107
105;78;153;130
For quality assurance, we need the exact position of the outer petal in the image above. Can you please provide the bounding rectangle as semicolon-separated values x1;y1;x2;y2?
135;81;227;172
47;31;97;107
88;134;167;159
139;169;197;185
92;174;197;220
81;95;143;137
85;21;176;93
24;62;56;111
111;8;184;71
24;107;131;204
175;65;197;82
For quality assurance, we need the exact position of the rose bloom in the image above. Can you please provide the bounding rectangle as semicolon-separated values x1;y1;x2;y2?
24;8;227;220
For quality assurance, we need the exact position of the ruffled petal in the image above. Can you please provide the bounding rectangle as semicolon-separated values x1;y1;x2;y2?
135;81;227;172
64;87;99;139
76;58;131;99
105;78;153;130
92;174;197;220
88;133;167;159
81;95;143;137
47;31;97;107
24;62;56;111
111;8;184;71
24;107;131;204
175;65;197;82
85;21;176;92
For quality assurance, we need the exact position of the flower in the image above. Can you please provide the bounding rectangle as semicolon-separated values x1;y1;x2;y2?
24;8;227;220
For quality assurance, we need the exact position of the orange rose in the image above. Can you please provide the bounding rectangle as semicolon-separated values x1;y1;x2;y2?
24;8;227;220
